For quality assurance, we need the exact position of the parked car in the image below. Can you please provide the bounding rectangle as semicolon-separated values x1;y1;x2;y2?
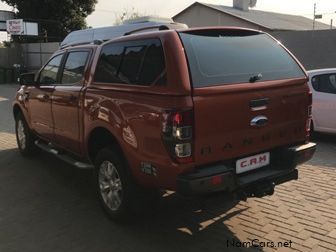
13;20;316;221
307;69;336;134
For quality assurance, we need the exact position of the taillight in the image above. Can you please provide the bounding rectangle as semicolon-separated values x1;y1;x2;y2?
308;91;312;116
306;119;312;133
162;109;193;164
306;91;313;140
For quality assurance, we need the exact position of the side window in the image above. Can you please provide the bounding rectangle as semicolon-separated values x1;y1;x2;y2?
39;54;64;85
312;74;336;94
138;42;166;86
311;76;319;91
94;39;166;86
119;46;146;84
94;44;124;83
61;51;89;84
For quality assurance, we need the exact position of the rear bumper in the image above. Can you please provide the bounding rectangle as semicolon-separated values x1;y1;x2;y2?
176;142;316;196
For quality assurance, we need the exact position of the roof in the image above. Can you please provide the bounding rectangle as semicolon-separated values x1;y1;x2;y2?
173;2;331;31
61;21;187;48
307;68;336;76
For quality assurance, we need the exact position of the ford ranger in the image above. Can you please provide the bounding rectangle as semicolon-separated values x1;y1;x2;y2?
13;24;316;220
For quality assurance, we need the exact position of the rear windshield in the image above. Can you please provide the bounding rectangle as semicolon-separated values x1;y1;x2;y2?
179;30;305;88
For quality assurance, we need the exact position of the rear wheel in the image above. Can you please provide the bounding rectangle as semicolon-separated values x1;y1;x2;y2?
98;159;123;213
15;113;38;156
95;148;160;221
310;120;317;138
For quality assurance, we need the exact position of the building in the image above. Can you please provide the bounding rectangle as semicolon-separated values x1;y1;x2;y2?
0;10;14;32
173;1;336;70
173;1;331;32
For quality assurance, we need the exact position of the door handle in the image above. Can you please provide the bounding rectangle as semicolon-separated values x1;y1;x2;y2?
24;91;30;100
250;98;269;111
37;94;50;101
69;95;78;102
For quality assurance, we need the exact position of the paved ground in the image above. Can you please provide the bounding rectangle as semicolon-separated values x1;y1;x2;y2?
0;84;336;252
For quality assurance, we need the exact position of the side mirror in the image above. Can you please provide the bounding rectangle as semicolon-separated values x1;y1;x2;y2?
20;73;36;86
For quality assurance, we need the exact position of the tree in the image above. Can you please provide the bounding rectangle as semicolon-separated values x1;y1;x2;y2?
2;0;97;42
114;8;142;25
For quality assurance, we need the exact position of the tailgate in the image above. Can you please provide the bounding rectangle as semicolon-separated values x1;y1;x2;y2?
192;80;310;165
177;28;309;165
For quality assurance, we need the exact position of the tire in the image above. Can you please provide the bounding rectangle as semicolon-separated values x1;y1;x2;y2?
15;113;38;157
94;147;160;221
310;120;316;138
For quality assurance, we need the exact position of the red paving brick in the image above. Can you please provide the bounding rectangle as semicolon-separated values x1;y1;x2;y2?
1;84;336;251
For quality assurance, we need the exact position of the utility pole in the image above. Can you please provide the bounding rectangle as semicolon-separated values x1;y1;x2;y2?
331;19;334;29
313;3;323;30
313;3;316;30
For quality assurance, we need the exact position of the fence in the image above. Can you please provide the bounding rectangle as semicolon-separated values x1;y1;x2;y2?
0;42;59;83
21;33;330;71
1;31;336;83
271;29;336;70
20;42;60;71
0;47;20;67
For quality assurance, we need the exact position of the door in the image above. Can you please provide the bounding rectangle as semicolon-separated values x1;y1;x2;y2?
311;73;336;133
52;50;90;155
28;53;64;141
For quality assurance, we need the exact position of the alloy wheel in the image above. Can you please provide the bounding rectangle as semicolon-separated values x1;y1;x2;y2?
17;119;26;150
98;161;123;211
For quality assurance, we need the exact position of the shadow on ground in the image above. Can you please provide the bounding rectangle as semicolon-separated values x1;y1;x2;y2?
311;132;336;143
0;148;261;252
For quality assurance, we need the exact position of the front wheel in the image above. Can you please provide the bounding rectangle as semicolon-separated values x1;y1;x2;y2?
15;113;38;156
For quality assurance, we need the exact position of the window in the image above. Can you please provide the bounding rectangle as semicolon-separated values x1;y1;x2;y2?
179;31;305;87
61;51;89;84
94;39;166;86
39;54;64;85
311;74;336;94
94;44;124;83
119;46;147;84
138;43;166;86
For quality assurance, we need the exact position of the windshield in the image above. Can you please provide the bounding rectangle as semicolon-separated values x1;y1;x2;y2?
179;30;305;88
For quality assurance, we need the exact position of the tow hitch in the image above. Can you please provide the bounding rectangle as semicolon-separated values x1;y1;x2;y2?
235;182;275;201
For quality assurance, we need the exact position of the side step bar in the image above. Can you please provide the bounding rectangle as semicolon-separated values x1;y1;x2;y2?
35;140;94;169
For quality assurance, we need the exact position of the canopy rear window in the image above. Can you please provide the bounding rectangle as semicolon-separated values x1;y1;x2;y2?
179;30;305;88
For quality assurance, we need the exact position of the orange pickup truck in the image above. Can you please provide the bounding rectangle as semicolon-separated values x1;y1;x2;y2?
13;23;316;220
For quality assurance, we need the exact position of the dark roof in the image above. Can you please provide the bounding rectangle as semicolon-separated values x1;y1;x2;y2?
173;2;331;31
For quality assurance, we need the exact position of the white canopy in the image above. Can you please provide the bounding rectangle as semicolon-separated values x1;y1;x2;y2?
61;17;188;48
